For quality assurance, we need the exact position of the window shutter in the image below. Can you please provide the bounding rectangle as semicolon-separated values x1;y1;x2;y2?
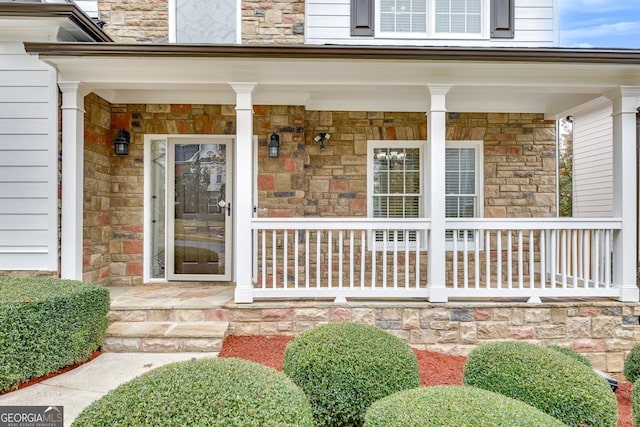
490;0;514;39
351;0;374;36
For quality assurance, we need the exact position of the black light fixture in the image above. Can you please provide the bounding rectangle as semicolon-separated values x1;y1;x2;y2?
268;132;280;158
314;132;331;151
114;129;131;156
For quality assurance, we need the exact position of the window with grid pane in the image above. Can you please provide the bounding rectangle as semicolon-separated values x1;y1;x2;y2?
435;0;482;33
380;0;427;32
446;146;478;241
372;146;422;241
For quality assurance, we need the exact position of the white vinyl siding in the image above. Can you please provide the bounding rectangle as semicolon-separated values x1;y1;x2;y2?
0;43;58;270
306;0;556;46
572;101;613;218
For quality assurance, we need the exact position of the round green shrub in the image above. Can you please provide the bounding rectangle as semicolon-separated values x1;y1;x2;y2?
632;378;640;426
363;385;568;427
547;345;592;367
463;341;617;427
282;323;420;427
624;345;640;382
72;357;313;427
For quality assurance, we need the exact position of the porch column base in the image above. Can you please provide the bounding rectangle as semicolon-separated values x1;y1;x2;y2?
234;286;254;304
429;288;449;303
618;285;639;303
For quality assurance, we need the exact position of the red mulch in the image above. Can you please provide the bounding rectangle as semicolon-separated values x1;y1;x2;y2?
219;336;633;427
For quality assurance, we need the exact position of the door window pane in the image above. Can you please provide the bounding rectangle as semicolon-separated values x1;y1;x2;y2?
176;0;236;43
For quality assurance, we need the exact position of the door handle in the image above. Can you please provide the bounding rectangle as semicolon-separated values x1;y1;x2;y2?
227;203;231;216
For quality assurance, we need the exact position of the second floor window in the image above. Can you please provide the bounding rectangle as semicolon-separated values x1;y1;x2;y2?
378;0;484;36
171;0;237;43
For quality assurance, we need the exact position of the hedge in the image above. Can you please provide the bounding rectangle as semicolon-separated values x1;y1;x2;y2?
364;385;568;427
547;345;592;368
463;341;617;427
283;322;420;427
624;345;640;382
72;357;314;427
0;277;109;392
632;378;640;427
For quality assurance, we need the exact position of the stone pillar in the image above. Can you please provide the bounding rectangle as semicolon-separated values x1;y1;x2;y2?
427;86;452;302
230;83;257;303
59;82;89;281
607;86;640;302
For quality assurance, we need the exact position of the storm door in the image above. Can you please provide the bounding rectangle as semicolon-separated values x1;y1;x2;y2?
146;136;233;282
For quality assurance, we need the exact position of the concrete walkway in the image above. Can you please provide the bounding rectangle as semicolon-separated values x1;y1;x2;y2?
0;352;218;427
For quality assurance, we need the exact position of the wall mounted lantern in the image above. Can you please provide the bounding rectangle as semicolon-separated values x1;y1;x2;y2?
114;129;131;156
268;132;280;158
314;132;331;151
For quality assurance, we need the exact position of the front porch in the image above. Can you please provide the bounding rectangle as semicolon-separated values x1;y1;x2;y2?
104;284;640;377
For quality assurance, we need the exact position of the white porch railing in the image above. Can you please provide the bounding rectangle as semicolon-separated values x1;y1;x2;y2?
251;217;623;301
251;218;431;299
445;218;622;300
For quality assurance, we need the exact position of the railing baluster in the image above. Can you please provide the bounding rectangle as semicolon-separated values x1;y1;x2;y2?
561;229;567;288
272;230;277;289
382;231;388;289
507;230;513;289
517;230;523;288
453;229;458;289
539;230;545;288
328;230;333;289
572;229;578;288
484;229;489;289
605;230;611;288
474;229;480;289
529;229;534;289
463;229;469;289
393;230;398;289
550;229;557;288
415;232;421;288
305;230;310;289
294;230;299;289
349;230;354;289
360;230;365;289
338;230;344;289
261;229;266;289
371;234;377;289
497;230;502;289
404;229;410;289
594;229;600;288
582;230;590;288
283;230;288;289
316;230;321;289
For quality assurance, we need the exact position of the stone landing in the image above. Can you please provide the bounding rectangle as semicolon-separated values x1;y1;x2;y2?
104;285;233;352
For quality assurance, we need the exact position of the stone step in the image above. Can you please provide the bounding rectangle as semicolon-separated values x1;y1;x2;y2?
108;308;229;323
103;321;229;353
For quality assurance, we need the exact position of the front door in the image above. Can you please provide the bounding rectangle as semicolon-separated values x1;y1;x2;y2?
145;135;233;282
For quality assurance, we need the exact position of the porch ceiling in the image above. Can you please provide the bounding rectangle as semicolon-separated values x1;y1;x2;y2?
29;44;640;116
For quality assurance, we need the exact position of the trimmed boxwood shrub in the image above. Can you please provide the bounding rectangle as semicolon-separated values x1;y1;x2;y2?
72;357;313;427
0;277;109;392
282;322;420;427
363;385;568;427
547;345;592;367
632;378;640;426
463;341;617;427
624;345;640;382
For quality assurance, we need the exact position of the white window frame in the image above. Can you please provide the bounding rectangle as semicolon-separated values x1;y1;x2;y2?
367;140;426;250
444;140;484;249
375;0;489;40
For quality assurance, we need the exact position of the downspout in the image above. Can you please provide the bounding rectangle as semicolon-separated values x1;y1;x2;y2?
636;108;639;282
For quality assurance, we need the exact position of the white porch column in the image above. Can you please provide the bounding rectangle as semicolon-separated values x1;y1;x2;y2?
230;83;257;303
607;86;640;302
59;82;89;281
427;85;451;302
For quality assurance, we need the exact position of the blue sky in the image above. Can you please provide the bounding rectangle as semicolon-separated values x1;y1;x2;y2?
559;0;640;48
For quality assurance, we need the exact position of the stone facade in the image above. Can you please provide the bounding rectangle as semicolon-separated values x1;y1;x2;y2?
97;0;304;44
84;93;113;286
81;94;556;286
227;300;640;377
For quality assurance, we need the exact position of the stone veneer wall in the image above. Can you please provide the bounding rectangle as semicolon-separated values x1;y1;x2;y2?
227;301;640;377
242;0;305;44
97;0;304;44
83;93;113;286
98;0;169;43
